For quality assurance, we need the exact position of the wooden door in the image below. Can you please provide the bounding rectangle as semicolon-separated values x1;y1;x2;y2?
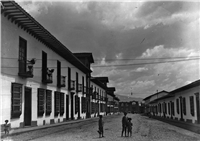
66;95;69;120
24;87;32;126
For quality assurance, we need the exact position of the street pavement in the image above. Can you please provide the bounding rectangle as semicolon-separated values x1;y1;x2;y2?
2;113;200;141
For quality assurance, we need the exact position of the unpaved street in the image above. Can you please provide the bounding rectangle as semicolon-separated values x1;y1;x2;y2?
2;114;200;141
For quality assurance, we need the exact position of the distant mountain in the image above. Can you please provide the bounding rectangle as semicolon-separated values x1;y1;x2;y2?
115;94;143;102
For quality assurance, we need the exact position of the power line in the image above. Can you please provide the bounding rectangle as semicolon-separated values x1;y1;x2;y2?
91;58;200;68
93;56;200;62
2;56;200;62
1;58;200;69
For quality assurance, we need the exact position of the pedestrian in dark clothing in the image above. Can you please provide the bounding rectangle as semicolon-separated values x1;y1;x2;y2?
121;112;128;137
127;118;133;137
97;115;104;138
4;120;9;135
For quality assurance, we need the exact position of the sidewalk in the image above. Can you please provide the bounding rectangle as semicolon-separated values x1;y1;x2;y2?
1;114;120;138
150;115;200;134
1;118;97;138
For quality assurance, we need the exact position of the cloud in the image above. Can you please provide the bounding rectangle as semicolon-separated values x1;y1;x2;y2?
16;1;200;99
133;67;148;72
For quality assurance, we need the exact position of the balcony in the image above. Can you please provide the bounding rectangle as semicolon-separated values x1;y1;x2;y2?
69;80;75;90
18;59;35;78
78;84;82;92
58;76;66;87
42;68;54;84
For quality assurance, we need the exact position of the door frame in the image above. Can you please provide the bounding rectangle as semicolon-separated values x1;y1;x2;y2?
24;86;32;126
195;93;200;124
66;95;69;120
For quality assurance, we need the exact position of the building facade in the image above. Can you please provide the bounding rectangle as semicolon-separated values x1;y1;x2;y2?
143;80;200;125
90;77;107;117
0;1;111;129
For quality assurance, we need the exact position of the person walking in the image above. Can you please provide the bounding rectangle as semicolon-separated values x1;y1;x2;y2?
97;115;104;138
121;112;128;137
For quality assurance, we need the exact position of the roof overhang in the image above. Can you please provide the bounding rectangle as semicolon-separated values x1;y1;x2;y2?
73;53;94;63
1;1;91;74
170;79;200;94
91;77;107;90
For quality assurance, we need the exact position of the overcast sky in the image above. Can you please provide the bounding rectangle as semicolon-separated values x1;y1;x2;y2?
17;0;200;99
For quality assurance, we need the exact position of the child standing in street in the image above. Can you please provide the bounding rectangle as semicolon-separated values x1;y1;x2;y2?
127;118;133;137
4;120;9;135
97;115;104;138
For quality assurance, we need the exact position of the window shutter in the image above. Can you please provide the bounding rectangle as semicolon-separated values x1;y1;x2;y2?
60;93;64;116
38;88;45;117
54;92;60;116
46;90;52;115
75;95;78;114
11;83;22;118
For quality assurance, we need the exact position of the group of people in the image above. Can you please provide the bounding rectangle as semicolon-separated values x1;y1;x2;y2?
97;112;133;138
121;112;133;137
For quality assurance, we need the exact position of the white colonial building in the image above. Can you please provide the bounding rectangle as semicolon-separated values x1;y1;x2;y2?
1;1;92;128
143;80;200;125
90;77;108;117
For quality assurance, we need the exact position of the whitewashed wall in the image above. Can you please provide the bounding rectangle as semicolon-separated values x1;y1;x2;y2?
1;15;86;127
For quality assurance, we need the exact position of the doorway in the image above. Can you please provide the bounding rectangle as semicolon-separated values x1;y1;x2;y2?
24;87;32;126
71;93;74;120
180;97;183;121
66;95;69;120
195;93;200;124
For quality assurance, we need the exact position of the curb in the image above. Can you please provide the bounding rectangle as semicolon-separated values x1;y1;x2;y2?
1;114;120;138
148;116;200;134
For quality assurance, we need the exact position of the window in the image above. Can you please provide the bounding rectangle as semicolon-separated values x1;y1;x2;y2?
165;103;167;114
190;96;195;116
81;97;86;113
75;95;79;114
19;37;27;74
172;102;175;116
11;83;22;118
92;102;95;113
168;102;170;115
57;61;61;87
160;103;162;113
42;51;47;82
54;92;60;116
176;99;179;114
76;72;78;92
82;76;84;93
38;88;45;117
68;67;71;89
183;97;186;115
46;90;52;116
60;93;64;116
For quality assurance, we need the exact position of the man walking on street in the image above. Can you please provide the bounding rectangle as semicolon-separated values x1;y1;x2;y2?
121;112;128;137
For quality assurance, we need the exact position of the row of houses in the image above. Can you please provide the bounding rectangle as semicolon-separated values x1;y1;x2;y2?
119;101;144;114
0;1;119;129
143;80;200;125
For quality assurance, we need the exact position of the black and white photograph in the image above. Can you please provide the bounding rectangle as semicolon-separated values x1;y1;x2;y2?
1;0;200;140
